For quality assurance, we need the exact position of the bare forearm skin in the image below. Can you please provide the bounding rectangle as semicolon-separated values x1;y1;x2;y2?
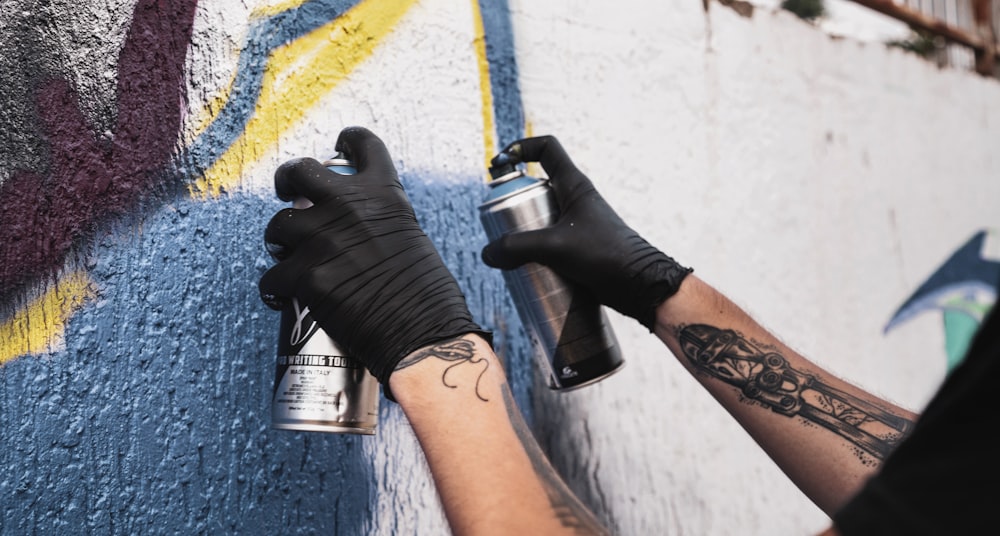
389;334;609;536
654;276;919;515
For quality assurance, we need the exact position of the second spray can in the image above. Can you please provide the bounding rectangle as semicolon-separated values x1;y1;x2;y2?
479;155;624;390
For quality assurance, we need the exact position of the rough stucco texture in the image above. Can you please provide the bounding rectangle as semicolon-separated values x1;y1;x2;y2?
2;0;999;535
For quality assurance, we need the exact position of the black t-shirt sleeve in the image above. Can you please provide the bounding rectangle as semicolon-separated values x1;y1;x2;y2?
832;305;1000;535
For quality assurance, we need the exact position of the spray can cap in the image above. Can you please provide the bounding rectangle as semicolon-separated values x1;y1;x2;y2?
488;151;524;183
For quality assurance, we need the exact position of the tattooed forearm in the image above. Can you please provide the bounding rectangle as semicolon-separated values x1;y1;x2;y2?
395;338;491;401
501;384;610;535
677;324;915;460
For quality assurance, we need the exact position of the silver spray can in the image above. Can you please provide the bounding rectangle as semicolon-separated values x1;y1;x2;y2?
271;155;380;434
479;157;624;390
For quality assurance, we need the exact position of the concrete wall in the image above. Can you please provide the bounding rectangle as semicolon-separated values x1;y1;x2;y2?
1;0;997;534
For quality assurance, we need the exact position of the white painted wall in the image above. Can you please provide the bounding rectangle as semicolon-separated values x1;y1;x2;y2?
178;1;1000;534
4;0;998;533
510;1;1000;534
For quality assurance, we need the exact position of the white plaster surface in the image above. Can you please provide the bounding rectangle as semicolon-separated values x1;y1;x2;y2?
157;0;1000;533
245;0;490;194
199;1;1000;533
509;1;1000;534
3;0;999;534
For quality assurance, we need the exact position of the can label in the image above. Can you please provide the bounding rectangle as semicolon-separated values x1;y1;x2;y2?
272;299;379;434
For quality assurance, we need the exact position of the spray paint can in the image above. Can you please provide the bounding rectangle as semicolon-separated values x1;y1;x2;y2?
479;157;624;390
271;155;380;434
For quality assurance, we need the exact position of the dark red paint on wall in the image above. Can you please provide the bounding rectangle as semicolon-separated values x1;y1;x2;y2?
0;0;198;297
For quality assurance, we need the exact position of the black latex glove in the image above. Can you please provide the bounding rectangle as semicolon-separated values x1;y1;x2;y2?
480;135;692;331
259;126;490;386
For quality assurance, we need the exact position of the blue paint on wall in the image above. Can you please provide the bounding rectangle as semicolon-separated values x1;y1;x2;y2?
401;175;535;417
0;170;528;533
479;0;524;148
886;230;1000;331
1;193;372;534
0;0;533;530
884;230;999;370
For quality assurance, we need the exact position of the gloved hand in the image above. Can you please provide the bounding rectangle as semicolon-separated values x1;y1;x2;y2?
259;126;490;387
480;135;692;331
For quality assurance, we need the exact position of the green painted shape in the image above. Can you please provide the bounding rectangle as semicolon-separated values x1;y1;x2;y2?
942;310;980;371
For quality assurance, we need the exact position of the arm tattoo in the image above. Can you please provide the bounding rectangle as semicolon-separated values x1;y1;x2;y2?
394;338;491;401
501;384;610;535
678;324;915;461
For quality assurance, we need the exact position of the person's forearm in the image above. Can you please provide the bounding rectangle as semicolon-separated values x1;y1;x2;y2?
389;334;609;536
653;276;919;515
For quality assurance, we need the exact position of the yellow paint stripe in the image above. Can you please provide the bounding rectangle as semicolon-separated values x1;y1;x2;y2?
470;0;496;174
0;272;97;365
191;0;418;197
523;120;544;178
187;0;310;141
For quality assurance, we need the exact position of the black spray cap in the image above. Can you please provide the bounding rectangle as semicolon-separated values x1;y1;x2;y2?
488;150;521;180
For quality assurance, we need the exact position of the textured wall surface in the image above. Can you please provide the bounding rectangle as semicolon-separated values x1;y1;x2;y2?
1;0;998;534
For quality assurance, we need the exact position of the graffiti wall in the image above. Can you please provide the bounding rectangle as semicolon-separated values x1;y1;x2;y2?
1;0;997;534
